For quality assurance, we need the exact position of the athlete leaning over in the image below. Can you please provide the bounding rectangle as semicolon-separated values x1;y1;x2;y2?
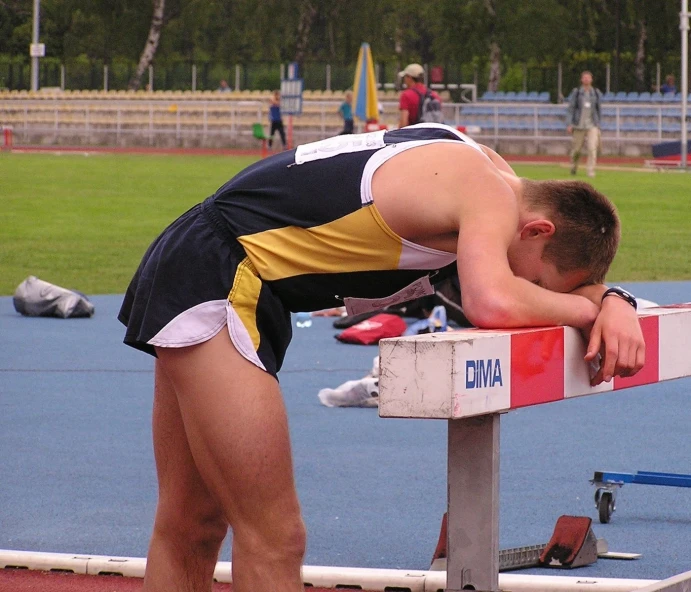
119;123;644;592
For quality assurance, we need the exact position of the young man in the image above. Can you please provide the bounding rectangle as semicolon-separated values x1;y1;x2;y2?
119;123;644;592
398;63;442;127
338;90;354;134
268;90;286;149
566;70;603;177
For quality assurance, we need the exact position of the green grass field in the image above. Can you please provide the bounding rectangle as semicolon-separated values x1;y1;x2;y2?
1;152;689;296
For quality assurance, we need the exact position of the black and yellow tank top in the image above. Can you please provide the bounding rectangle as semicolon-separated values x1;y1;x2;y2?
212;123;484;312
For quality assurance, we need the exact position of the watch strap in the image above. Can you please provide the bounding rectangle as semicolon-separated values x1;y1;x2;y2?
601;286;637;310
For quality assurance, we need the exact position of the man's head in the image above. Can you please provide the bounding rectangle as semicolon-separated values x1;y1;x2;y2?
581;71;593;88
345;90;353;103
509;179;620;291
399;63;424;88
273;90;280;101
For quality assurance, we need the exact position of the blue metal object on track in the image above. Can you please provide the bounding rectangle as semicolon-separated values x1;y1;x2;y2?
591;470;691;524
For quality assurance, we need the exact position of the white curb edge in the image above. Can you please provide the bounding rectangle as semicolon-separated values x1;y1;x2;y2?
0;549;659;592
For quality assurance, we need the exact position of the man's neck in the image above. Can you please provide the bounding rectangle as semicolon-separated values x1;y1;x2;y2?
582;84;592;92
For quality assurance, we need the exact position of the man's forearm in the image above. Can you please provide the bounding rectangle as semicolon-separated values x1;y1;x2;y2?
464;276;599;330
571;284;609;308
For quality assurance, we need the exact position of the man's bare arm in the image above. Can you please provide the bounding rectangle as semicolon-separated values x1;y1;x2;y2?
455;170;598;330
399;109;409;128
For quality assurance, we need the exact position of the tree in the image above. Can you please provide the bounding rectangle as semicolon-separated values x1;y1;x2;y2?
128;0;165;90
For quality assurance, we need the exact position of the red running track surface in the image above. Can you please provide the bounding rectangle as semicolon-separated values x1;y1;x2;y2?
0;569;378;592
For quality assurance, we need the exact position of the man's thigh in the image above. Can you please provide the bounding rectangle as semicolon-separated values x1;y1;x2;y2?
156;330;301;528
572;129;587;152
586;127;600;152
151;360;227;532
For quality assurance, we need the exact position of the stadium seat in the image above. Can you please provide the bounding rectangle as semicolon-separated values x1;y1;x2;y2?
480;91;495;101
650;92;663;103
602;92;615;102
637;92;651;102
516;91;528;101
494;91;506;101
663;92;678;102
625;92;639;102
538;91;550;103
615;91;627;102
504;91;517;101
527;91;539;101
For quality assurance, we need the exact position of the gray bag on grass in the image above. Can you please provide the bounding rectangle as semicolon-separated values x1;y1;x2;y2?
13;276;95;319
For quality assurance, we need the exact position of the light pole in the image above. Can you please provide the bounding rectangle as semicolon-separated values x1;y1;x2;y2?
30;0;41;91
681;0;689;169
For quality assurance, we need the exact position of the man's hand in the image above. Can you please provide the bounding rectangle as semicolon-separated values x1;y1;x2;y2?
567;125;574;134
583;296;645;386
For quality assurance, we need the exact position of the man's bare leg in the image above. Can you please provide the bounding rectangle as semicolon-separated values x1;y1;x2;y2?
143;361;229;591
155;330;306;592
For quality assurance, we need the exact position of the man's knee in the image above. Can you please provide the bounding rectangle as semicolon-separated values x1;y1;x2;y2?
155;503;228;557
235;515;306;562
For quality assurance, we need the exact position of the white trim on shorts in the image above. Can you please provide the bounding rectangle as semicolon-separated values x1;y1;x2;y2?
147;300;266;371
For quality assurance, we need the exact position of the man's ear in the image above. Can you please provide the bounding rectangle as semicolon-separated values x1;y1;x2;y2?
519;219;555;240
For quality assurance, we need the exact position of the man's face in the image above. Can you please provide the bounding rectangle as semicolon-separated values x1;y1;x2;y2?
581;73;593;86
403;75;413;88
508;229;589;293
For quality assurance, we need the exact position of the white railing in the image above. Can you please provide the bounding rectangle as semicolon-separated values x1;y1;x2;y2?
0;98;688;150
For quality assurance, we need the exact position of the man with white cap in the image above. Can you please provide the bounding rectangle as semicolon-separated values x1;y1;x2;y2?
398;63;442;128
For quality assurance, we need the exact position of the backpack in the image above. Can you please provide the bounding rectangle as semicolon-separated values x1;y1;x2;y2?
414;88;444;124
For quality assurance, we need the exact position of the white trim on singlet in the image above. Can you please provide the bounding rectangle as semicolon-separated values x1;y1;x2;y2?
359;126;487;270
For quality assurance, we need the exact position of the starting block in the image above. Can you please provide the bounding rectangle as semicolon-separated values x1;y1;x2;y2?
379;304;691;592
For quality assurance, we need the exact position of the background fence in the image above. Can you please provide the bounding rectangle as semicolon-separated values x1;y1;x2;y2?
2;94;687;156
0;55;684;102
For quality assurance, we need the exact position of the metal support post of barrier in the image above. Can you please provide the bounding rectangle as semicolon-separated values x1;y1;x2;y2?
447;415;500;592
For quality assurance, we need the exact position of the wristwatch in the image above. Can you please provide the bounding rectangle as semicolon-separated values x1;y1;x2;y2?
601;286;637;310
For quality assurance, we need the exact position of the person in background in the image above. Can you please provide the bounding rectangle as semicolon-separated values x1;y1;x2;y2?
398;63;442;127
660;74;677;95
566;70;602;178
218;80;231;93
268;90;286;149
338;90;354;134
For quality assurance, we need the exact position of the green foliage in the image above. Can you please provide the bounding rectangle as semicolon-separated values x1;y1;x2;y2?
0;153;689;297
0;0;685;91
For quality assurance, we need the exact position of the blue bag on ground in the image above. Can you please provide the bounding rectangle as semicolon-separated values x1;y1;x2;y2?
13;276;95;318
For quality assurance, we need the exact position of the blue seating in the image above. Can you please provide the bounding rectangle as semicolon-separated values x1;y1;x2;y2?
504;91;517;101
538;91;550;102
662;92;677;102
528;91;539;101
602;92;615;102
637;92;651;102
480;91;495;101
614;91;628;102
650;92;663;103
625;91;639;102
493;91;505;101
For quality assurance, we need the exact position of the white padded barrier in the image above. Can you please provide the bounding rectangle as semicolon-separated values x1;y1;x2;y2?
379;304;691;420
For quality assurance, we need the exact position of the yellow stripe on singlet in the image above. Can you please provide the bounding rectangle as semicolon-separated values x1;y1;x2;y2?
236;206;403;282
228;257;262;350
